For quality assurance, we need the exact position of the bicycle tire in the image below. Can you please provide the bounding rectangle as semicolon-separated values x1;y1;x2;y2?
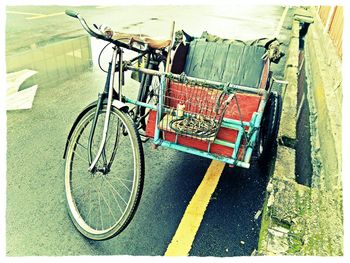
65;105;144;240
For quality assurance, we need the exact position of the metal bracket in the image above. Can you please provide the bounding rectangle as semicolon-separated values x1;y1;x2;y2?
271;77;289;99
272;77;289;85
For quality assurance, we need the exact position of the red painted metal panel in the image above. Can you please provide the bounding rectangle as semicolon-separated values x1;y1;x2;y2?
166;82;261;122
145;81;261;159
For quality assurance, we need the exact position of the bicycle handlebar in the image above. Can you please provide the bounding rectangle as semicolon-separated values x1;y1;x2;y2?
65;10;107;40
65;10;79;18
65;10;148;52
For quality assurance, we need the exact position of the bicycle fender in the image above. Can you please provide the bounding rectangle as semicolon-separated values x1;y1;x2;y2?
62;100;129;159
63;101;98;159
112;99;129;112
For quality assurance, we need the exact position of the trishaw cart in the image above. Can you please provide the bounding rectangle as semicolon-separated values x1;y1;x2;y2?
63;10;283;240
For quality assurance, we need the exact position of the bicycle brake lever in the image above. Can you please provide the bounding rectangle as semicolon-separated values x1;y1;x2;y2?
96;24;114;39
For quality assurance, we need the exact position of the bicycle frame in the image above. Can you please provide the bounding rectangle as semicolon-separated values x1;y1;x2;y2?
87;45;163;172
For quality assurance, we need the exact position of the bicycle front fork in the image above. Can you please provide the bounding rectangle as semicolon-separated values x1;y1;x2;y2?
87;45;122;172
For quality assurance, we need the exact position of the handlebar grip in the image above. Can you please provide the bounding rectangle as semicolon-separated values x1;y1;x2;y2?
65;10;79;18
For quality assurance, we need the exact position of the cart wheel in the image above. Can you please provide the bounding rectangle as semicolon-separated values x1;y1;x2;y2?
256;91;282;163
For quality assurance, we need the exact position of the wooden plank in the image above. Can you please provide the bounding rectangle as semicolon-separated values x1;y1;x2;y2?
323;6;336;33
234;45;265;87
184;40;265;87
319;6;331;25
221;43;245;83
200;42;217;79
329;6;343;59
184;41;197;74
186;41;208;78
208;42;230;82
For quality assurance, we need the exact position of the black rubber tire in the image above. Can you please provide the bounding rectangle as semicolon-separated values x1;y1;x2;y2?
64;105;144;240
256;91;282;163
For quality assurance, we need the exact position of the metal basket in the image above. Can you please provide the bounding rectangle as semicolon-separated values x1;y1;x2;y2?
159;80;234;142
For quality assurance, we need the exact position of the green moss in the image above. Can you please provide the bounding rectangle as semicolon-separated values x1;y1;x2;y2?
273;219;291;230
302;233;323;255
257;148;279;254
257;193;271;254
287;236;303;254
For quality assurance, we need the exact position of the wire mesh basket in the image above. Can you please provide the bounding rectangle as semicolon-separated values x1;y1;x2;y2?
159;80;234;142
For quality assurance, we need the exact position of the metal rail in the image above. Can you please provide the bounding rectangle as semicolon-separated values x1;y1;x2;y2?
125;65;268;96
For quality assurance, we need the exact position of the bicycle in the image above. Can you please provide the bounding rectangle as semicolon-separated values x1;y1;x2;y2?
63;10;283;241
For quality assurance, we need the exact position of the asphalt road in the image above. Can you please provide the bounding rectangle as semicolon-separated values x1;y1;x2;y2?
6;5;284;54
5;5;287;257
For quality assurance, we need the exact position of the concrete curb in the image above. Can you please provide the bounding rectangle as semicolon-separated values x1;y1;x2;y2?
278;19;298;147
258;10;301;255
258;7;343;255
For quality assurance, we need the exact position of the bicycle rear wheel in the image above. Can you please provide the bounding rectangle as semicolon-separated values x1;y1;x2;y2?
65;105;144;240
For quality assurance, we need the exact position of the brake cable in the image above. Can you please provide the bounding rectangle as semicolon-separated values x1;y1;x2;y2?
98;42;112;73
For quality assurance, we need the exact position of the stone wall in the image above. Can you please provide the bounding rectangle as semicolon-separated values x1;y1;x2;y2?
258;7;343;256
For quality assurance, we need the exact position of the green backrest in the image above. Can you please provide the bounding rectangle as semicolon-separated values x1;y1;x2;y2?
183;40;266;88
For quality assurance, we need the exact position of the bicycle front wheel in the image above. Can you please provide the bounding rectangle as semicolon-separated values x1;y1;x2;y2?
65;105;144;240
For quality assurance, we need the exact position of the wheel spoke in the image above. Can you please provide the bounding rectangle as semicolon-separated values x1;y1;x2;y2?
103;176;128;205
65;106;143;239
76;141;88;151
76;140;98;160
99;188;117;224
108;177;132;193
106;119;122;166
108;176;133;183
71;179;90;194
72;148;89;164
105;177;125;215
97;192;102;230
87;187;93;226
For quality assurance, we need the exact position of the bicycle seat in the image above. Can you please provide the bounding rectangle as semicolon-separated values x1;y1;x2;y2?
112;32;171;49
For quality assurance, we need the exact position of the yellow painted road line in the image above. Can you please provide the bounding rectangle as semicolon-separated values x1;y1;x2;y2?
7;11;44;16
26;12;65;20
165;160;226;256
273;6;289;38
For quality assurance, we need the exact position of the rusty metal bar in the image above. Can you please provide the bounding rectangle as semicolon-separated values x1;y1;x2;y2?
125;65;267;96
